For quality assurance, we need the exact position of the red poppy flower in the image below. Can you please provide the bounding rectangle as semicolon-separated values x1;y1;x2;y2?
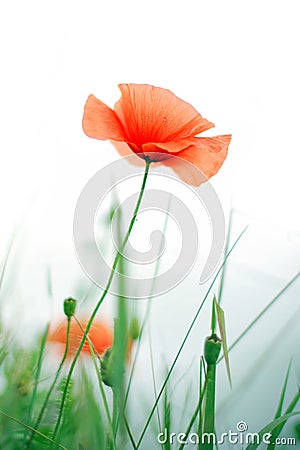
48;318;113;357
82;84;231;186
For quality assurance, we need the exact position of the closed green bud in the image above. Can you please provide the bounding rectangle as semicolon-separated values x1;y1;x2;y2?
204;334;221;365
63;297;77;318
100;347;115;388
129;317;140;341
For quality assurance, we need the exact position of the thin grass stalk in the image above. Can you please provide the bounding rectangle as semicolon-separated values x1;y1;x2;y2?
218;270;300;364
24;322;50;445
73;315;115;450
112;205;128;441
148;318;162;436
217;207;233;305
135;226;248;449
124;414;137;449
163;384;171;450
177;360;206;450
25;319;71;449
116;196;171;435
267;382;300;449
0;409;67;450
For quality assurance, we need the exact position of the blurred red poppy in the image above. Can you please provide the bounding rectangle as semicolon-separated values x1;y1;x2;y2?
48;318;113;357
82;84;231;186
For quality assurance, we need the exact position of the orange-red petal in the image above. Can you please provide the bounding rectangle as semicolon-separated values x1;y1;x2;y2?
82;94;126;141
163;135;231;186
111;140;145;166
114;84;214;146
48;319;113;357
142;138;194;154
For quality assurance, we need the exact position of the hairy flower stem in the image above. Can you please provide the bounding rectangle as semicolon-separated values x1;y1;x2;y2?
52;159;151;441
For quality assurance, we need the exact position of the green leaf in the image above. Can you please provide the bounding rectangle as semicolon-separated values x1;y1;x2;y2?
274;360;292;420
214;298;231;387
267;383;300;450
211;298;217;335
245;411;300;450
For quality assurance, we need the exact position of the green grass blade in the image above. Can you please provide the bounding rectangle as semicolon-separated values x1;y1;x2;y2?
0;230;19;329
122;195;171;418
0;409;68;450
113;203;128;440
218;270;300;363
26;319;71;449
0;233;16;294
274;360;292;420
211;297;217;335
214;298;231;386
135;226;248;449
124;414;137;450
163;384;171;450
24;322;50;443
46;266;53;298
218;309;300;416
217;207;233;306
267;385;300;450
245;411;300;450
148;320;162;441
177;360;205;450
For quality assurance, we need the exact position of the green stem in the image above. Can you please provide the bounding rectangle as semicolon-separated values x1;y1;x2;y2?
202;364;216;450
26;319;71;448
197;358;205;450
113;205;128;440
52;159;151;441
86;325;116;450
178;360;207;450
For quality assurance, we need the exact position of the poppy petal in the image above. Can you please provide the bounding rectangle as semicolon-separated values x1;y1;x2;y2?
114;84;214;145
163;135;231;186
142;134;231;159
142;139;193;154
111;140;145;166
82;94;126;141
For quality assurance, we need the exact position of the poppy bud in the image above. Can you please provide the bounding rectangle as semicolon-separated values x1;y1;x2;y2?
100;347;115;388
63;297;77;319
204;334;221;365
129;317;140;341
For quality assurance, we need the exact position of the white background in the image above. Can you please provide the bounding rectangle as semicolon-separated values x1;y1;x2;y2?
1;0;300;240
1;0;300;438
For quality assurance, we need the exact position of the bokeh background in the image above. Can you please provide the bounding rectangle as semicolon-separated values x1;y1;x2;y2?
1;0;300;445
